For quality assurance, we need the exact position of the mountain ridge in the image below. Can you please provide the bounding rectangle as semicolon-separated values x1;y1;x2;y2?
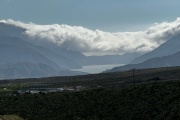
0;23;141;78
131;34;180;64
105;51;180;73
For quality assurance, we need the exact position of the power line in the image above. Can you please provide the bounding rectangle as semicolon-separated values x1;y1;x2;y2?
133;68;135;85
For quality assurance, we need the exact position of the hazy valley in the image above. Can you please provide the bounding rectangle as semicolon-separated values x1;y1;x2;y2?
1;0;180;119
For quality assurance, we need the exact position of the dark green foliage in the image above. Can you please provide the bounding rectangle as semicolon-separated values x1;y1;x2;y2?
1;81;180;120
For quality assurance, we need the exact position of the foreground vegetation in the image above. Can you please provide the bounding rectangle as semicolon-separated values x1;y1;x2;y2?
1;80;180;120
0;115;23;120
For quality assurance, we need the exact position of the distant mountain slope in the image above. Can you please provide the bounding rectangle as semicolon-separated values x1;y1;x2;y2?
0;22;141;79
106;51;180;72
131;34;180;64
0;62;58;79
0;36;87;78
0;36;82;69
35;46;82;69
0;23;83;69
0;36;60;69
0;62;87;79
0;22;140;66
0;22;25;38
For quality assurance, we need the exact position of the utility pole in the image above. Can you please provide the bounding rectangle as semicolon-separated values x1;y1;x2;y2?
133;68;135;85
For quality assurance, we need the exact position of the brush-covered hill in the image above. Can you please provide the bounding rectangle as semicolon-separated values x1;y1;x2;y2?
1;81;180;120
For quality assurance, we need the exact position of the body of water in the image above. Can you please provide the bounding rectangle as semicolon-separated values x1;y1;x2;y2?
71;64;124;74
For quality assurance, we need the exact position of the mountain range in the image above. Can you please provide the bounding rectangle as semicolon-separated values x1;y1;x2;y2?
0;36;89;79
131;34;180;64
106;34;180;72
4;21;180;78
0;22;140;79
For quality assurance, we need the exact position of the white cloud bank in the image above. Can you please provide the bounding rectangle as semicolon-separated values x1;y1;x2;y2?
1;18;180;55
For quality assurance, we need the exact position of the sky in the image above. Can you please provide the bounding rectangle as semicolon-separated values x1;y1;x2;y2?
0;0;180;32
0;0;180;56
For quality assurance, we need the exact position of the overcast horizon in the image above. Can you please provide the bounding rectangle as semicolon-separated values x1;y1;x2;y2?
1;0;180;32
1;0;180;56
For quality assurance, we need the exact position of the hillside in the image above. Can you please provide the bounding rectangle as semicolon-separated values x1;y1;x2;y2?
1;81;180;120
0;36;89;78
0;23;141;79
0;36;82;70
106;51;180;73
0;62;60;79
132;34;180;64
1;66;180;119
0;36;60;69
